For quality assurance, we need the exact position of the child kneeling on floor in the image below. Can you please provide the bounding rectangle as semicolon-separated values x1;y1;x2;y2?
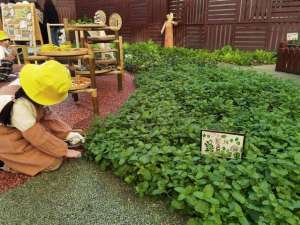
0;60;84;176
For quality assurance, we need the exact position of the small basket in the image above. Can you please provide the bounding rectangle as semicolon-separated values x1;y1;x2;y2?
109;13;122;31
70;76;91;90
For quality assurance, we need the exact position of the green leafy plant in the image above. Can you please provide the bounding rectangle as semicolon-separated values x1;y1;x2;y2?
85;44;299;225
214;45;276;65
124;42;276;69
124;41;162;72
124;41;217;73
70;16;94;24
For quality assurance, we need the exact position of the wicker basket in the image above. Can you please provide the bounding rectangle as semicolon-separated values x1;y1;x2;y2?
70;76;91;90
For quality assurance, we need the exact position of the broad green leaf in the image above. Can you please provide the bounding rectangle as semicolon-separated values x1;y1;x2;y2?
294;153;300;165
232;191;246;204
138;168;152;180
203;184;214;198
194;200;210;215
187;218;201;225
170;199;185;210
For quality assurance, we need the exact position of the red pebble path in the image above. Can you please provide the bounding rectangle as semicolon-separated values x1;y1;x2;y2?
0;73;135;194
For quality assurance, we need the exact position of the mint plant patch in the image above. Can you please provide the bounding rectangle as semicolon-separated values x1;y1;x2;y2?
85;43;299;225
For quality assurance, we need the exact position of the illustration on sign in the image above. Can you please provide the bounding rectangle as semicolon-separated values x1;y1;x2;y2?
1;3;33;41
201;130;245;159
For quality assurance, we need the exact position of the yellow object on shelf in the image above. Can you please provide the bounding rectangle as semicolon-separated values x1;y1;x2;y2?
38;48;88;57
40;42;73;52
40;44;60;52
59;41;72;51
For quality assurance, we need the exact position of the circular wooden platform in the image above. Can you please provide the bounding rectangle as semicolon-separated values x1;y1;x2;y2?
39;48;88;57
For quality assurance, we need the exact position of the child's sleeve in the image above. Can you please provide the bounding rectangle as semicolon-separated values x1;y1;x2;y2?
0;46;6;60
11;98;37;132
11;98;67;157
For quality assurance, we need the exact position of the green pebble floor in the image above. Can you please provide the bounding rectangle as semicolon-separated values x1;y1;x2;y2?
0;160;187;225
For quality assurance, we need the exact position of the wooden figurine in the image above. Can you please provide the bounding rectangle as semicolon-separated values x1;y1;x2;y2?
161;13;178;48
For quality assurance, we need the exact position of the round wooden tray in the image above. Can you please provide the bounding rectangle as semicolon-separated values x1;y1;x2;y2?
70;24;106;28
70;76;91;91
38;48;88;57
109;13;122;31
94;10;106;25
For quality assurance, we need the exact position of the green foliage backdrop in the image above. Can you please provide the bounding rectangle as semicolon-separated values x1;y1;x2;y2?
124;42;276;73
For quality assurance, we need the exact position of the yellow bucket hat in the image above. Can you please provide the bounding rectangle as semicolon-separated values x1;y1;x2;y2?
19;60;72;106
0;31;10;41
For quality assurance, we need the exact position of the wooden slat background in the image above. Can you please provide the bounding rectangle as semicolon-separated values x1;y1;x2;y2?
55;0;77;22
53;0;300;50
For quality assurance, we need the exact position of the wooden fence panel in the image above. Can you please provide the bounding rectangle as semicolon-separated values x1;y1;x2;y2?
276;43;300;74
271;0;300;22
268;22;300;50
121;26;133;42
76;0;121;19
174;24;186;47
128;0;148;25
73;0;300;50
168;0;184;23
131;25;149;42
232;24;268;50
239;0;271;22
148;23;164;44
151;0;168;23
184;0;206;24
206;24;233;49
185;25;206;48
207;0;239;24
38;0;77;22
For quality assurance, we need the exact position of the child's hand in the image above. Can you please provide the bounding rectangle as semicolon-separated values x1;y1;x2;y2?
66;132;85;145
9;47;17;56
6;55;15;61
65;149;82;158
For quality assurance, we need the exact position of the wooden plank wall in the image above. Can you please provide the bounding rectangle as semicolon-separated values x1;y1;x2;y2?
54;0;77;22
74;0;300;50
75;0;167;45
36;0;77;22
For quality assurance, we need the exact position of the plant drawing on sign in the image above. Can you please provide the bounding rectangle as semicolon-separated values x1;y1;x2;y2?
201;130;245;158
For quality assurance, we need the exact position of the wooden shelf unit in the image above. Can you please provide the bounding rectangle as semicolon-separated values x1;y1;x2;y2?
63;18;125;91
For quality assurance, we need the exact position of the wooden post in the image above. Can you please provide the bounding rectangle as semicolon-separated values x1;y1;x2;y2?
295;47;300;75
89;58;99;115
63;18;71;42
118;36;124;91
290;46;298;74
75;31;82;67
283;46;289;73
87;44;99;114
47;23;52;44
286;46;293;73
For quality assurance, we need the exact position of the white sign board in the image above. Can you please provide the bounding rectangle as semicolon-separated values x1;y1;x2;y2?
287;33;299;41
201;130;245;159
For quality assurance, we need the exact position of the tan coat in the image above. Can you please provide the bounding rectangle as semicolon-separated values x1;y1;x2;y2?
0;103;71;176
164;21;174;48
